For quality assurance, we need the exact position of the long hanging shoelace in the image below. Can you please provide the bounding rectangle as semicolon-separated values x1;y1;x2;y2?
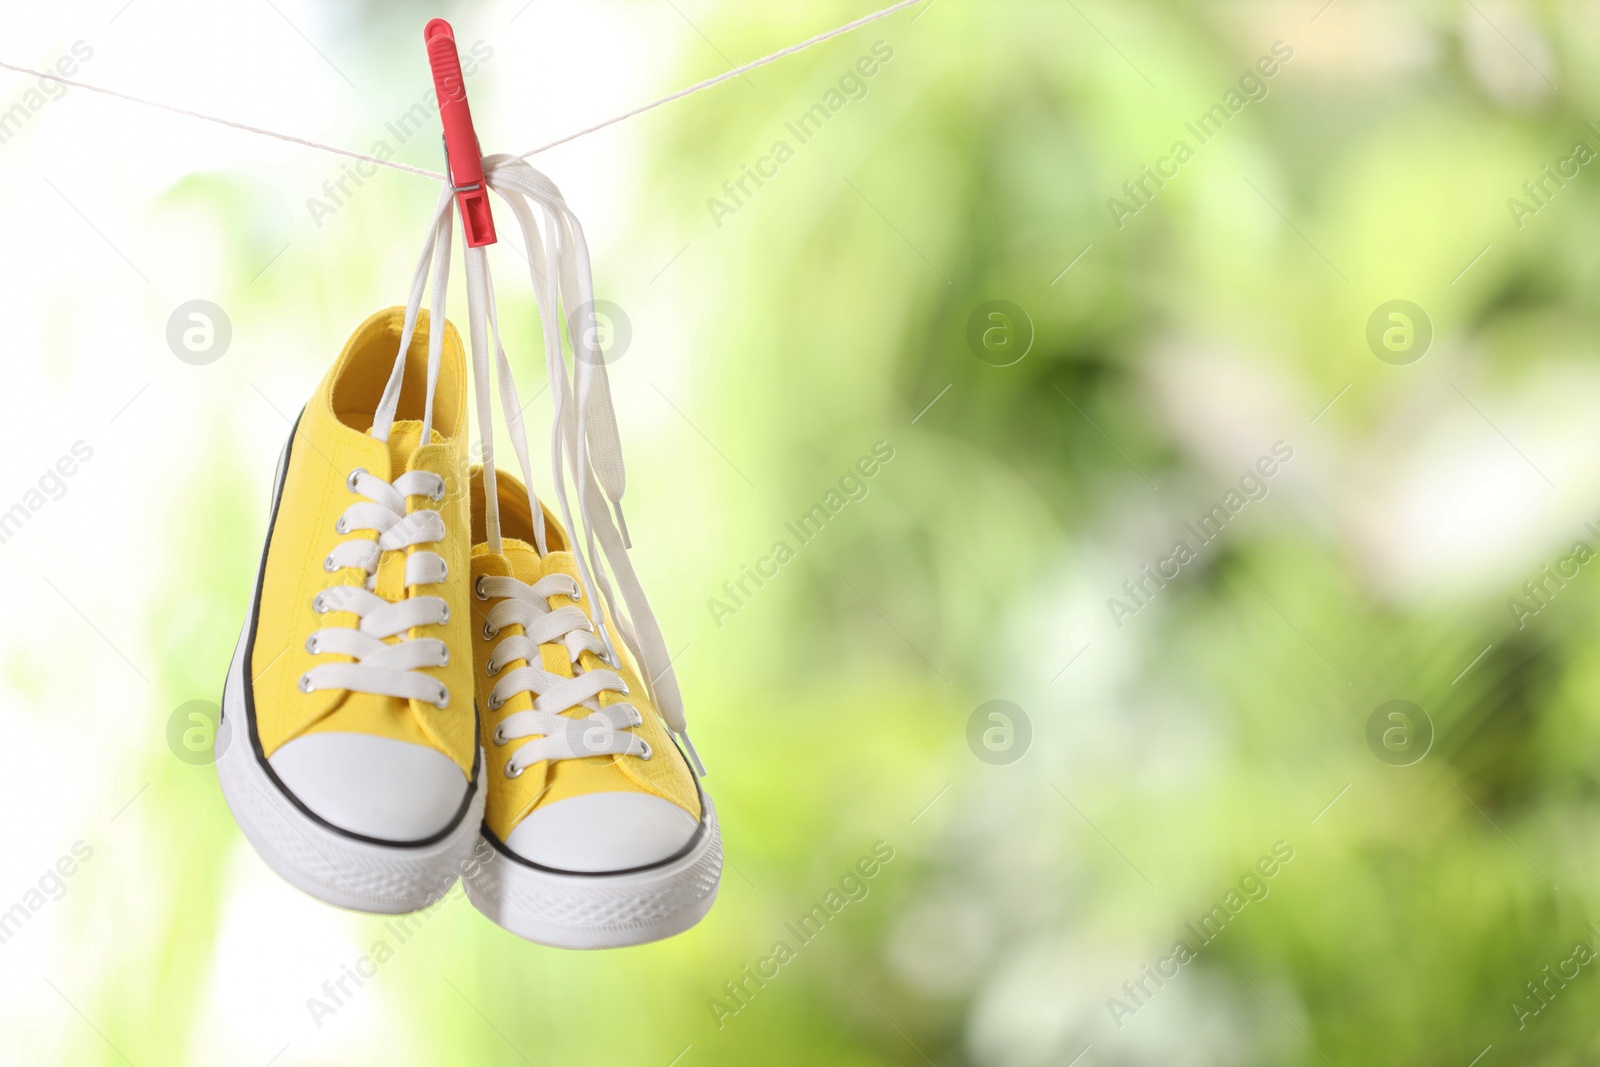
301;187;458;710
373;160;704;778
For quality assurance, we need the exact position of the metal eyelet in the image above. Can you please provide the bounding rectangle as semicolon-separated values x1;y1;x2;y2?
504;759;523;779
438;561;449;582
485;658;498;677
323;555;337;573
568;583;582;601
433;686;450;709
304;636;318;654
475;575;490;601
617;680;630;696
312;595;328;614
439;604;450;624
487;693;503;711
482;621;497;641
492;723;507;746
430;479;446;502
298;674;314;693
334;517;349;535
638;741;652;761
346;468;366;493
438;646;450;667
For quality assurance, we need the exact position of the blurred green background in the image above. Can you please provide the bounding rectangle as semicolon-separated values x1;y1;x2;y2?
8;0;1600;1063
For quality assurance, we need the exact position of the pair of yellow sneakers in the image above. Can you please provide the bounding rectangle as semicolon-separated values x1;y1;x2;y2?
217;307;720;949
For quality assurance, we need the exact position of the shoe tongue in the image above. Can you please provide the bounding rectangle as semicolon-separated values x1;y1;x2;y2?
377;419;435;475
369;420;437;600
501;538;544;579
501;537;582;582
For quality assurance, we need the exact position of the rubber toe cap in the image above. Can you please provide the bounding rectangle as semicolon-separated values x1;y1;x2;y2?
268;732;470;843
504;792;700;873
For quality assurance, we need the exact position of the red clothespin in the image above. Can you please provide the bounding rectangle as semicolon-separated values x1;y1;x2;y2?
425;18;496;247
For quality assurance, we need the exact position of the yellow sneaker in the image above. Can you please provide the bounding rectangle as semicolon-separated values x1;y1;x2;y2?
461;466;721;948
218;307;485;913
356;153;721;944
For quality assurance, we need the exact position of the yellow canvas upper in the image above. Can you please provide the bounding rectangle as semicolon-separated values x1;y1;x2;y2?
250;308;477;776
467;467;701;841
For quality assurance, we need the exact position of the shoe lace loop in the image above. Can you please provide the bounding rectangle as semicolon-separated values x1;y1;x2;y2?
481;156;703;775
300;469;453;709
477;572;650;776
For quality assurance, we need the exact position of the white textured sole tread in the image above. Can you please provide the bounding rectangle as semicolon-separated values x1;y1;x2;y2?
218;631;486;913
216;419;485;915
465;797;722;949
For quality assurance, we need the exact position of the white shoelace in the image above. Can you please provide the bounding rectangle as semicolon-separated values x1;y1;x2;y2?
369;156;704;779
300;195;459;711
478;572;651;777
300;468;453;708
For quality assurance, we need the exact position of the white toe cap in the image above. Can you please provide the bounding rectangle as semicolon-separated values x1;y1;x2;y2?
269;732;470;843
504;792;700;873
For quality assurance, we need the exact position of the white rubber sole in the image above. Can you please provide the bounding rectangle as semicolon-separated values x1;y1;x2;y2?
216;417;486;915
464;796;723;949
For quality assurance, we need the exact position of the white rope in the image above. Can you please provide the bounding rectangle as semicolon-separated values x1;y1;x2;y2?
512;0;926;159
0;0;924;177
0;59;445;179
